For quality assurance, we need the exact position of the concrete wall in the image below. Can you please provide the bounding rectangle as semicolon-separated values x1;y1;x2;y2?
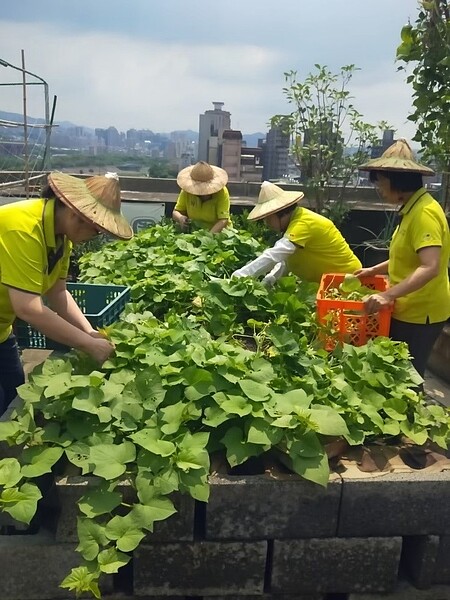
2;459;450;600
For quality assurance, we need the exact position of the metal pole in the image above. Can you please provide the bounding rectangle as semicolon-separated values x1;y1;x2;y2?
0;53;50;179
21;50;29;199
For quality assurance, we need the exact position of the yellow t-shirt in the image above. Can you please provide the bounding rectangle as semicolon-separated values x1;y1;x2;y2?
389;188;450;324
285;207;362;282
0;198;72;343
174;187;231;229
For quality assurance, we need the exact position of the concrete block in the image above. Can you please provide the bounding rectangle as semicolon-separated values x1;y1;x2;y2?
55;476;194;543
401;535;439;589
133;540;267;595
338;472;450;536
271;537;402;594
205;473;341;540
212;596;324;600
434;536;450;584
0;530;112;599
348;578;450;599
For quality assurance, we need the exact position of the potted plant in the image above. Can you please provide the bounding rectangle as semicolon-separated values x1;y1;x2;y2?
359;209;399;267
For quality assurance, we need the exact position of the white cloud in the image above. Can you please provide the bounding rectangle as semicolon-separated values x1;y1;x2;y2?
0;15;416;137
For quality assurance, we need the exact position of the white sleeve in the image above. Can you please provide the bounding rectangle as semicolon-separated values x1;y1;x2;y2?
232;237;296;278
262;261;288;286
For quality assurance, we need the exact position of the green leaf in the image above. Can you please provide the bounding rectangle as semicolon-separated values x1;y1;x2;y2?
130;497;177;530
60;566;101;599
383;397;408;421
0;421;21;442
0;483;42;524
76;516;109;561
129;429;176;457
105;513;146;551
159;403;185;435
90;442;136;480
43;372;73;398
65;441;91;473
202;405;229;427
247;418;282;446
272;389;312;413
72;387;105;415
400;420;428;445
290;451;330;487
20;446;64;478
308;406;349;436
221;426;262;467
97;547;130;573
78;487;122;518
217;393;252;417
0;458;22;488
238;379;272;402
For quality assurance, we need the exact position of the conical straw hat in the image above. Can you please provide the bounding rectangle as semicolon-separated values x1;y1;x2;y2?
359;138;434;175
247;181;304;221
48;172;133;240
177;161;228;195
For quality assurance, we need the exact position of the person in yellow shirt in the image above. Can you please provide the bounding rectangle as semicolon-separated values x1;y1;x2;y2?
232;181;361;285
356;139;450;379
172;161;231;233
0;172;133;416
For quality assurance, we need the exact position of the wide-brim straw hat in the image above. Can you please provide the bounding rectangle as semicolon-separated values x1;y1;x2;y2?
48;172;133;240
247;181;304;221
359;138;435;176
177;161;228;195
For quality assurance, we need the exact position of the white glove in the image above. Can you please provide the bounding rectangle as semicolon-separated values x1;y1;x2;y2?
262;262;287;287
232;238;296;278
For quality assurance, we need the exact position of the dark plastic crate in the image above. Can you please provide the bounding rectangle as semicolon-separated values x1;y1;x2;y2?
15;282;130;350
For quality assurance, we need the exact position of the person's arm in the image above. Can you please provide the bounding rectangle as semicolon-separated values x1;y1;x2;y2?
172;192;190;229
211;188;230;234
8;288;114;363
364;246;441;313
172;209;190;229
45;279;95;334
232;237;296;278
210;218;229;234
262;261;288;287
354;260;389;278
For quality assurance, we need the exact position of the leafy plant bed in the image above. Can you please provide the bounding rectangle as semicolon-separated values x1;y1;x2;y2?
0;224;448;598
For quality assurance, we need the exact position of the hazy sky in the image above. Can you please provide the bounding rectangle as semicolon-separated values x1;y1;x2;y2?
0;0;420;138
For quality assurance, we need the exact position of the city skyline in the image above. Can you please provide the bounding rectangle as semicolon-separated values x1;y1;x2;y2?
1;1;420;140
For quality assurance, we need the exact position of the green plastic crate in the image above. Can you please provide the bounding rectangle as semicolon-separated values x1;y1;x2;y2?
15;282;130;350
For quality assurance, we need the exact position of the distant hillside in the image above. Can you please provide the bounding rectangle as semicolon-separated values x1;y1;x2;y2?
243;132;266;147
0;111;265;143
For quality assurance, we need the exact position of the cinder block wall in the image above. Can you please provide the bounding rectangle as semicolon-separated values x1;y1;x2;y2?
2;469;450;600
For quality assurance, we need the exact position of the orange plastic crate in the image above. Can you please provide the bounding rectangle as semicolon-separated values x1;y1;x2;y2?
316;273;392;350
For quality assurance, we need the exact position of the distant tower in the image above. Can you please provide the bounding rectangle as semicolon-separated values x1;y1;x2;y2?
198;102;231;164
262;126;289;180
220;129;242;181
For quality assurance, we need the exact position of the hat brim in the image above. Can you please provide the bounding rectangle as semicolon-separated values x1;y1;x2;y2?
248;191;304;221
48;173;133;240
177;165;228;195
359;157;435;176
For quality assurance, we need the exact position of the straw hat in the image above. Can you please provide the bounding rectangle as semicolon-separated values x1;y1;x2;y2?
48;172;133;240
359;138;435;176
247;181;304;221
177;161;228;195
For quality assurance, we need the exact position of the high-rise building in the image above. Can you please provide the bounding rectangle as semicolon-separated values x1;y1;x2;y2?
220;130;242;181
198;102;231;164
262;126;289;181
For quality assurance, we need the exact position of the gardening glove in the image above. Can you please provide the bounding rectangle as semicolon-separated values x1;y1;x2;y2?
262;262;287;287
232;237;296;278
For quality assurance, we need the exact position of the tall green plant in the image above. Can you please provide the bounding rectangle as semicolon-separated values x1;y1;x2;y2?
396;0;450;210
271;64;387;225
